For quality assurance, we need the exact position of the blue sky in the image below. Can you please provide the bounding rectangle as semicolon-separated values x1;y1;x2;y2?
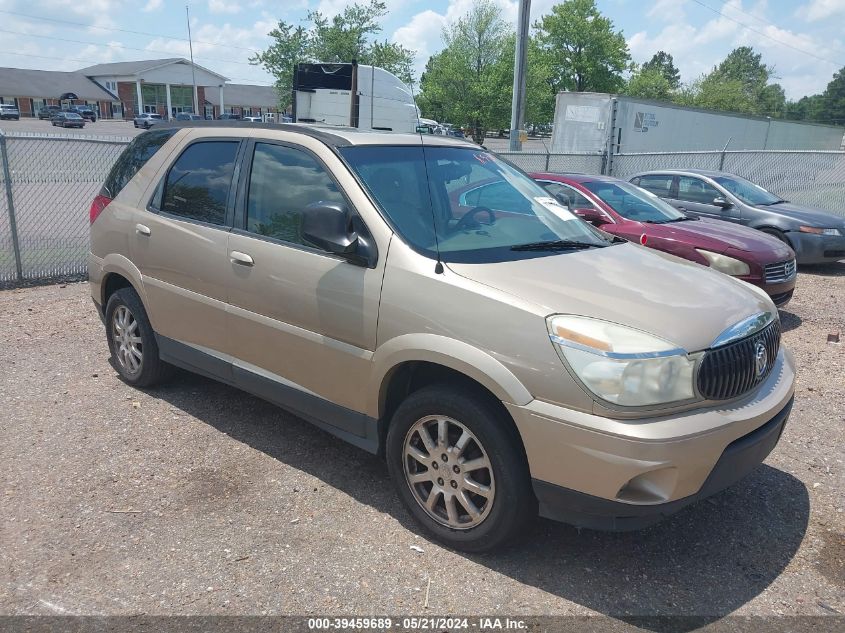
0;0;843;100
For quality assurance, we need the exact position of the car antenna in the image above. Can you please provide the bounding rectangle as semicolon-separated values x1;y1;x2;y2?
408;78;445;274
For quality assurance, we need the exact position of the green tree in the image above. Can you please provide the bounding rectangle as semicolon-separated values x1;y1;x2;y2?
625;66;672;100
250;23;309;111
251;1;416;110
417;0;512;143
678;46;787;117
820;66;845;125
641;50;680;89
534;0;630;93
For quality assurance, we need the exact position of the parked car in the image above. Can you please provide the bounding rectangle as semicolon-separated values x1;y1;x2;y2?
630;170;845;265
174;113;203;121
88;124;794;551
532;173;797;306
242;116;263;122
217;113;241;120
38;105;61;120
65;105;97;121
51;112;85;128
134;113;163;129
0;103;20;120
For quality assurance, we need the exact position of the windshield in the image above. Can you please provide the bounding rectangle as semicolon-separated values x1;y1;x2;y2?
339;146;613;263
713;175;781;205
582;180;686;223
66;113;82;119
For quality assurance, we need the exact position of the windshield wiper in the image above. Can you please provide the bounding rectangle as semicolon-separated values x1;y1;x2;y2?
511;239;608;251
757;199;787;206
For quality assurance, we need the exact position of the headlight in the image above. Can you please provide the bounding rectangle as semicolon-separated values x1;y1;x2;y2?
548;315;696;407
696;249;751;276
799;226;842;237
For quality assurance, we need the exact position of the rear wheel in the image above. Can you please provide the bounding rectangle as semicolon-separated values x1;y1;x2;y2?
105;287;172;388
386;384;536;552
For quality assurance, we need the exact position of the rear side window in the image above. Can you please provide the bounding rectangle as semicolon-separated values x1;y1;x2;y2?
676;176;720;204
637;175;673;197
245;142;345;245
102;128;178;198
162;141;239;225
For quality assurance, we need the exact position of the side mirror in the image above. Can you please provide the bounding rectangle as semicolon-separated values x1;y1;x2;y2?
713;196;732;209
301;202;376;267
574;207;610;225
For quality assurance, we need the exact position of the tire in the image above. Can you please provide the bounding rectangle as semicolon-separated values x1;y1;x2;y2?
761;227;792;248
105;287;173;388
386;384;536;552
133;122;138;128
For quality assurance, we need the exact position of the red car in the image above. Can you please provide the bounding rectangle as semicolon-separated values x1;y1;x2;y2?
530;172;797;306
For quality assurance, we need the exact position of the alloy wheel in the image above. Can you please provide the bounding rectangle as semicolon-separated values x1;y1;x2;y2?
112;305;143;375
402;415;495;530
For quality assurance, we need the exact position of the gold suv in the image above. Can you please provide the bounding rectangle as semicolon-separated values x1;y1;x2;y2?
89;123;795;551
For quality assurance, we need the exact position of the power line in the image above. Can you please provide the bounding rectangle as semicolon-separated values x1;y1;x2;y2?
0;27;261;68
0;50;274;85
690;0;844;67
0;8;265;54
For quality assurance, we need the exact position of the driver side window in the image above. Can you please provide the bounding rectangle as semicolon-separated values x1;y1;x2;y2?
541;182;593;209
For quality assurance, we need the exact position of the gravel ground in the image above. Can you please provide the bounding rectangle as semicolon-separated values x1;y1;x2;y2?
1;267;843;626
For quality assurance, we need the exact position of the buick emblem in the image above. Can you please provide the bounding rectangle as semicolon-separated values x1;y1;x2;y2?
754;341;768;378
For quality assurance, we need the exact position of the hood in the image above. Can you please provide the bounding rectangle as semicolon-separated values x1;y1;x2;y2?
447;243;773;353
753;201;845;227
645;218;793;259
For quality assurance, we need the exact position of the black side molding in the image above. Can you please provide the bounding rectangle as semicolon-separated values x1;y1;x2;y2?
155;334;381;454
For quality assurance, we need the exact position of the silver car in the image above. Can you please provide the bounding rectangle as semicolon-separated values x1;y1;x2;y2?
133;112;163;129
630;169;845;264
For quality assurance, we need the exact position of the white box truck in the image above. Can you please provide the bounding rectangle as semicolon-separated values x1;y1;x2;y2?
292;62;420;133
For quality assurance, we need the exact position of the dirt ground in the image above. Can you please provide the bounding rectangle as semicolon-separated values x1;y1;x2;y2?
0;266;843;627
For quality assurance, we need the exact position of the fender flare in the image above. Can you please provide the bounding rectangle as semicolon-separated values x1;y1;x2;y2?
100;254;149;311
368;333;533;418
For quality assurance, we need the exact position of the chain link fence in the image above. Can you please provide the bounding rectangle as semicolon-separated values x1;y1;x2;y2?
497;151;605;175
0;131;131;285
612;150;845;218
1;131;844;288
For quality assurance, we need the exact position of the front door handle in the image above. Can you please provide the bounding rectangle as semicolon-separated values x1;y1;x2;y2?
135;223;151;236
229;251;254;266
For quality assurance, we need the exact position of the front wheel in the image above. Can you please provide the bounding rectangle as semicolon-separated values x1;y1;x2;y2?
386;385;536;552
761;227;792;248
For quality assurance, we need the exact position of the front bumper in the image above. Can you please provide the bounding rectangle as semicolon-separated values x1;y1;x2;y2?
506;347;795;530
532;396;792;530
787;231;845;264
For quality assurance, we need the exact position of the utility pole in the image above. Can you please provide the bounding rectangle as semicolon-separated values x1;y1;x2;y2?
509;0;531;151
186;5;199;116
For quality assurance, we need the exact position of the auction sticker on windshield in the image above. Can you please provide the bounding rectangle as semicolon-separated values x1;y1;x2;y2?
534;196;576;219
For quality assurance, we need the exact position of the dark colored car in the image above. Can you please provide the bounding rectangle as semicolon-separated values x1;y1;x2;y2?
531;172;798;306
217;113;241;120
38;105;61;120
70;105;97;121
174;113;204;121
629;169;845;265
51;112;85;128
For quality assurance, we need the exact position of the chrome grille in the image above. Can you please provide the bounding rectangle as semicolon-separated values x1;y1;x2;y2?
764;259;796;284
697;320;781;400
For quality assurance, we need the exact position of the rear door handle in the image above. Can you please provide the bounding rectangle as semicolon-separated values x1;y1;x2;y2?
229;251;254;266
135;223;151;236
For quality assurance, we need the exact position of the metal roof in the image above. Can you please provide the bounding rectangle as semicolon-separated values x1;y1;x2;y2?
79;58;229;81
0;67;117;101
205;83;278;108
